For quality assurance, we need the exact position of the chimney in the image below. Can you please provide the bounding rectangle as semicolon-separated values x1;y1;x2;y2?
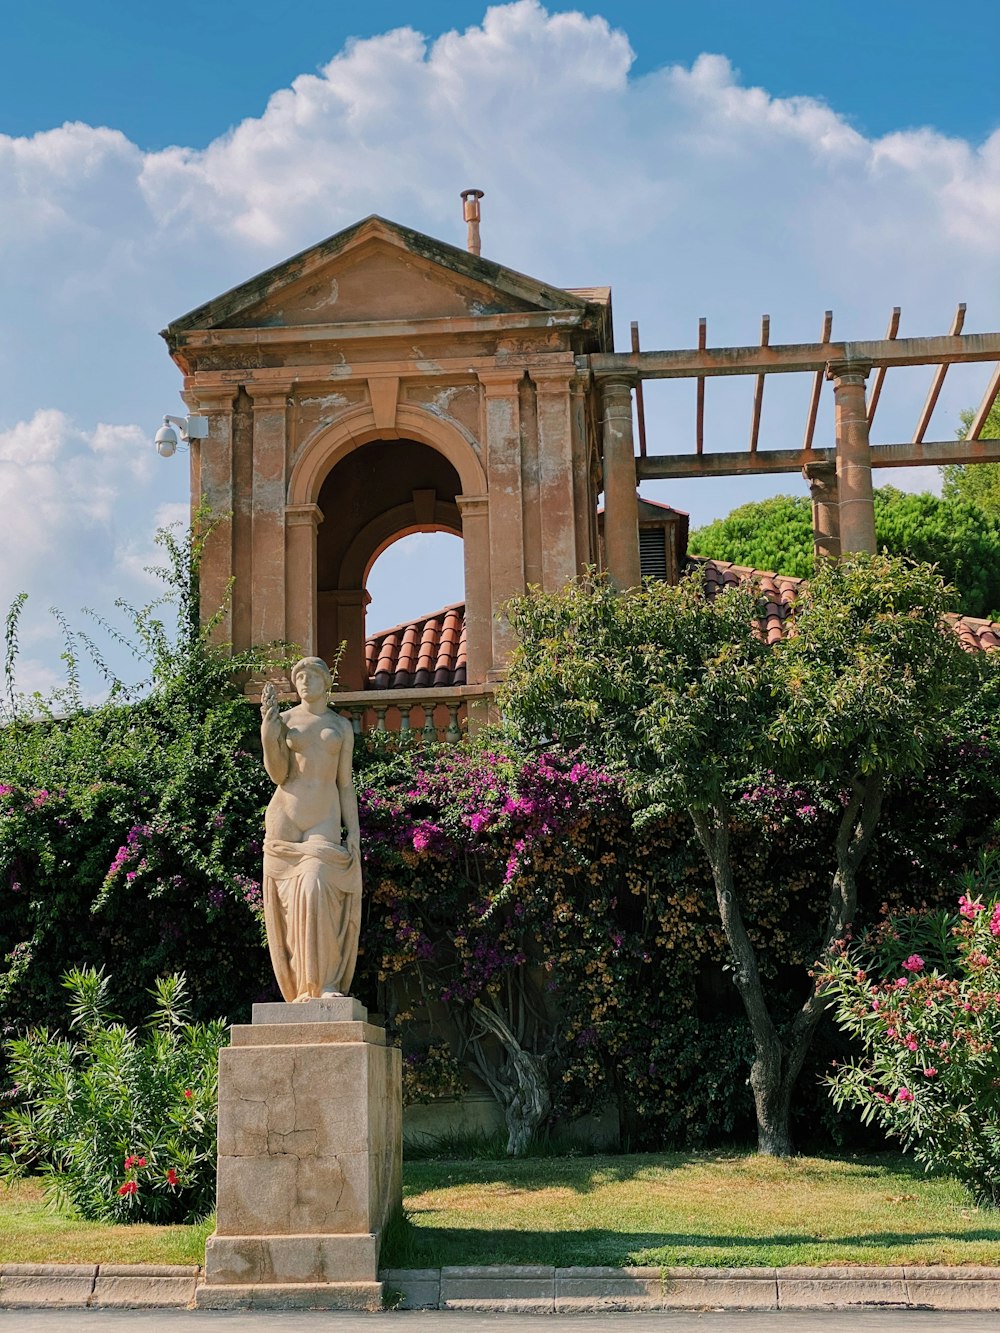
461;189;484;256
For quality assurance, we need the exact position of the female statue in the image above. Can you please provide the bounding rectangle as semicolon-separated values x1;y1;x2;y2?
260;657;362;1002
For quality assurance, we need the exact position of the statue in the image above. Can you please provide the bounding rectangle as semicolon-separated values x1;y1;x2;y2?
260;657;362;1003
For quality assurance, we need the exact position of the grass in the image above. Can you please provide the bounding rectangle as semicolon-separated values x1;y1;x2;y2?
387;1151;1000;1270
3;1152;999;1270
0;1180;213;1266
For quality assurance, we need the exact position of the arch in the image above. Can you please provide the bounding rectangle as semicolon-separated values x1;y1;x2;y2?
340;500;462;590
288;402;486;506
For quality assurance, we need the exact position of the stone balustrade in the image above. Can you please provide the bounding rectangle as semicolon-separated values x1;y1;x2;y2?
332;684;496;742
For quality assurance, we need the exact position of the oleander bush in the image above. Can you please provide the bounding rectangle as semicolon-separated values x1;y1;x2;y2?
823;852;1000;1206
1;968;224;1222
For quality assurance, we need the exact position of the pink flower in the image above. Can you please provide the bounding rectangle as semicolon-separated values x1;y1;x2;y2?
886;1027;897;1038
959;895;985;919
871;999;880;1011
902;955;924;973
923;1068;937;1078
896;1088;914;1103
894;977;908;989
905;1037;919;1052
990;905;1000;938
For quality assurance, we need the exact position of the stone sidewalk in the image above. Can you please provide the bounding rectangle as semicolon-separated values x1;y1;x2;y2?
2;1263;1000;1312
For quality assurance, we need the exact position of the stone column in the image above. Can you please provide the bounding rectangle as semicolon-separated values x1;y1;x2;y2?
285;504;324;657
321;589;370;690
534;368;579;591
601;377;641;588
802;461;841;562
478;371;525;672
827;361;876;555
456;493;491;686
187;389;236;644
247;387;289;648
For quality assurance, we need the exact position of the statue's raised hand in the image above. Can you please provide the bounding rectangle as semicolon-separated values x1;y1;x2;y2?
260;680;279;726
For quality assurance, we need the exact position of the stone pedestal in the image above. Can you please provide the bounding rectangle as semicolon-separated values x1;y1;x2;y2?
196;997;402;1311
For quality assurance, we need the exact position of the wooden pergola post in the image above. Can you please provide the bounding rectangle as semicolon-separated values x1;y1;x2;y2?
827;361;876;554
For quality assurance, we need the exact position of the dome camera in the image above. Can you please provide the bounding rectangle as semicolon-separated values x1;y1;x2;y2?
155;421;179;458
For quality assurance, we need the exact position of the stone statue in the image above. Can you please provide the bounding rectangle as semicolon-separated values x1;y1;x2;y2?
260;657;362;1003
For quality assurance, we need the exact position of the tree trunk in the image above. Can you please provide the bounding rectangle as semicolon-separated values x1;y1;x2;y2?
690;778;883;1157
468;1001;551;1156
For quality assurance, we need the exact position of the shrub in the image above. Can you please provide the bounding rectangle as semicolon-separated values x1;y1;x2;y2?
823;853;1000;1206
1;967;225;1223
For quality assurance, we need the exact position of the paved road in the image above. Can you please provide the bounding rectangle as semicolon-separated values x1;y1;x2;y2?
3;1313;999;1332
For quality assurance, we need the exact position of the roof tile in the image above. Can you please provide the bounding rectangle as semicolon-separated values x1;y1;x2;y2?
363;565;1000;689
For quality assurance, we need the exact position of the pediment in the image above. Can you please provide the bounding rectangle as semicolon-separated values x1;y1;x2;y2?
164;216;594;337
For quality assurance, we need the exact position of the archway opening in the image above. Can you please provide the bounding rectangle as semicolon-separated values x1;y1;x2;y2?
315;438;464;690
366;531;465;641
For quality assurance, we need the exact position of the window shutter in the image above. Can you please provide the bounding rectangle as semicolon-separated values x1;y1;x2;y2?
639;528;668;581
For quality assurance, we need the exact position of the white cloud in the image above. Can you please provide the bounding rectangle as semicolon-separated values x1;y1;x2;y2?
1;0;998;683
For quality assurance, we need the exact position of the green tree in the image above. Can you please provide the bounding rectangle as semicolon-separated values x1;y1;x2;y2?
689;486;1000;620
500;555;974;1156
941;399;1000;514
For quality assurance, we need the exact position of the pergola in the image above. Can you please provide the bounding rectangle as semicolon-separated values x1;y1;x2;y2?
589;308;1000;584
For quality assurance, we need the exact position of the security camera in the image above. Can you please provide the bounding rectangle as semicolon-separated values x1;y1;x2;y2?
155;420;179;457
153;412;209;457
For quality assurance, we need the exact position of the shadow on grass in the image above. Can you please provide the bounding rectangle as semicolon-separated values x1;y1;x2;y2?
382;1222;1000;1270
401;1150;946;1196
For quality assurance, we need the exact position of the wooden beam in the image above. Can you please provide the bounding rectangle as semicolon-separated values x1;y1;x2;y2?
913;303;966;444
630;321;647;457
583;331;1000;380
866;306;900;427
749;315;770;453
802;310;833;451
636;437;1000;480
696;317;706;455
968;360;1000;440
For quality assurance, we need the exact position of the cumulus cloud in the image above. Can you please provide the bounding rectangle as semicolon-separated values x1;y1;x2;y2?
2;0;998;680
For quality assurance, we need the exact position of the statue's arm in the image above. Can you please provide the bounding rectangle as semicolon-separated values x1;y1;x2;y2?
337;717;360;856
260;684;290;785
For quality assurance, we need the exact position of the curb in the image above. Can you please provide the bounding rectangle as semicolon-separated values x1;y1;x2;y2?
0;1264;201;1309
379;1264;1000;1313
1;1262;1000;1311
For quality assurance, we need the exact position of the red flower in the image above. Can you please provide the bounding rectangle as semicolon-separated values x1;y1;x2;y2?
136;1156;147;1167
183;1089;193;1099
124;1155;136;1169
117;1180;138;1196
165;1168;179;1188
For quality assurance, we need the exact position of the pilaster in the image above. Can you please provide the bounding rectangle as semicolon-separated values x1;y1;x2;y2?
534;368;579;591
456;493;492;686
285;504;324;657
247;387;290;647
186;388;237;644
478;370;525;669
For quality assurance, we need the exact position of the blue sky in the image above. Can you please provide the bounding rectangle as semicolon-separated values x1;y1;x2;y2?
7;2;999;148
2;2;999;694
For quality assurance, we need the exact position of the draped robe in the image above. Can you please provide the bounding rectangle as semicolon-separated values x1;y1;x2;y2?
262;834;362;1001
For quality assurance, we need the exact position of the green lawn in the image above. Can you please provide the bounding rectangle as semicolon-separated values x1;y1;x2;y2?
3;1153;999;1270
390;1151;1000;1269
0;1181;212;1266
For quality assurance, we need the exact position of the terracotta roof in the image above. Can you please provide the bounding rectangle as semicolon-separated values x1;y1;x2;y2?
364;563;1000;689
365;603;467;690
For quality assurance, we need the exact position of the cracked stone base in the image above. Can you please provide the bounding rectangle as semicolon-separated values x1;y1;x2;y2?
195;1281;383;1310
203;1011;402;1295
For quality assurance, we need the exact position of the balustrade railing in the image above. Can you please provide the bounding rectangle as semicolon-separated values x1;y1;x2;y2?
332;684;496;742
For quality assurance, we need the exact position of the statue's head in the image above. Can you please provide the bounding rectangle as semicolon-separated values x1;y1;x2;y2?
291;656;333;700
